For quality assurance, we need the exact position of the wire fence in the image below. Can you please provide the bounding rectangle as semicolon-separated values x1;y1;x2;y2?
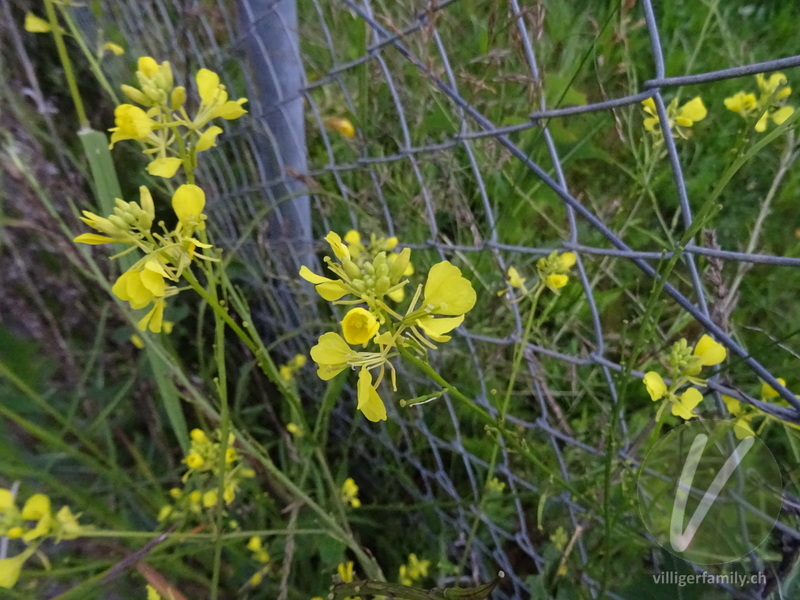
87;1;800;597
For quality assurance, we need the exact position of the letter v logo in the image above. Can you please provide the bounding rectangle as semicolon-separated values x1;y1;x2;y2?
669;433;755;553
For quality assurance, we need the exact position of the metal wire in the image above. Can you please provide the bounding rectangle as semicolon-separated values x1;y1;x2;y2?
93;1;800;597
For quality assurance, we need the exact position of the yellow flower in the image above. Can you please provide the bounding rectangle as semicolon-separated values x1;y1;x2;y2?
109;104;156;147
54;506;82;541
341;478;361;508
21;493;53;541
185;453;204;469
641;96;707;139
693;334;726;367
643;371;666;401
756;106;794;132
195;68;248;125
24;12;51;33
406;554;430;579
423;261;476;316
671;387;703;420
724;91;758;116
286;423;303;437
310;332;354;380
546;274;568;290
507;266;526;289
146;157;182;178
202;490;218;508
325;117;356;138
341;308;380;345
757;72;791;100
357;368;387;422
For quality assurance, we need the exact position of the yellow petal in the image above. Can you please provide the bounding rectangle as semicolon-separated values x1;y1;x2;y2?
21;494;51;520
755;112;768;132
213;99;248;120
733;417;755;439
693;334;726;366
137;300;165;333
761;377;786;401
0;552;32;590
357;368;387;422
721;394;742;417
772;106;794;125
641;97;656;115
172;184;206;222
73;233;118;245
417;314;464;342
299;265;330;285
643;371;666;401
316;281;349;301
547;273;569;289
196;68;221;105
423;261;476;316
679;97;707;123
138;57;159;78
196;126;223;152
146;157;182;178
140;269;165;297
0;489;15;512
325;231;350;261
310;332;352;380
24;13;51;33
343;230;361;246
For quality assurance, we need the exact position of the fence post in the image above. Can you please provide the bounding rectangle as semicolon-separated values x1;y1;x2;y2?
237;0;312;277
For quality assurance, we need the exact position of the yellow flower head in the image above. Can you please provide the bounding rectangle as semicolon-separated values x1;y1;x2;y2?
341;308;380;345
641;96;707;139
195;68;248;126
671;387;703;420
674;97;707;127
724;91;758;116
757;72;791;100
546;274;568;290
357;368;387;422
423;261;476;316
643;371;666;402
341;477;361;508
109;104;155;147
507;266;526;289
310;332;354;380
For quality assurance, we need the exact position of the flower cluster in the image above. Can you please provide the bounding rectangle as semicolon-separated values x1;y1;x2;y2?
501;251;576;299
75;184;212;332
642;334;727;421
279;353;307;383
641;96;707;141
398;553;430;586
723;378;800;439
246;536;271;586
111;57;247;179
157;429;255;524
725;72;794;132
340;477;361;508
0;490;85;589
301;231;475;422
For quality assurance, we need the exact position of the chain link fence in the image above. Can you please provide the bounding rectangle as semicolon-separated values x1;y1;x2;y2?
45;0;800;597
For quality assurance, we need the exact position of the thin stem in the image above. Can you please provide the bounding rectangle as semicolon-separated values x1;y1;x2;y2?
43;0;88;127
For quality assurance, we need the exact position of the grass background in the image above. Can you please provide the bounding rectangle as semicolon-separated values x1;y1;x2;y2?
2;0;800;598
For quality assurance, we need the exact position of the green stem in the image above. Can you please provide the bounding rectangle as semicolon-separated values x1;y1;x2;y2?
43;0;88;127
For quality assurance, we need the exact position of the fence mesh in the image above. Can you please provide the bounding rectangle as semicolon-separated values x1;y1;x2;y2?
76;0;800;597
